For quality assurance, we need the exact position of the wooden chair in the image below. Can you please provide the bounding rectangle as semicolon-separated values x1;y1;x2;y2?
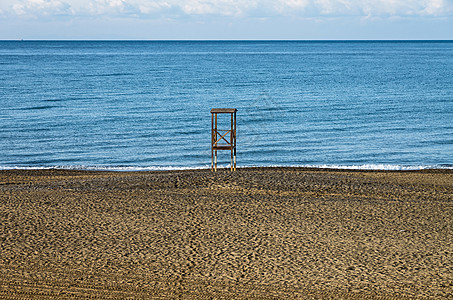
211;108;237;171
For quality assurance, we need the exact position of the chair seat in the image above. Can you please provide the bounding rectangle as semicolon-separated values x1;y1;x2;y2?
213;145;234;150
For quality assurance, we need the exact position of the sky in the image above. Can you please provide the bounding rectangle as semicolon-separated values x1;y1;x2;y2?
0;0;452;39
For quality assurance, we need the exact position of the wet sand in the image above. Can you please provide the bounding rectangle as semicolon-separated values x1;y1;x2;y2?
0;167;452;299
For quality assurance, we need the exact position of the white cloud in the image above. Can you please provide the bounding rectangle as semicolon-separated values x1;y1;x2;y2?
301;0;450;16
2;0;452;18
137;1;171;14
279;0;310;9
11;0;71;16
87;0;138;15
367;0;448;16
315;0;346;14
180;0;260;16
423;0;444;15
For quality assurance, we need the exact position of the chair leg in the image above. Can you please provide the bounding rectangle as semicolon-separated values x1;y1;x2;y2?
230;149;233;171
234;148;236;171
211;148;214;171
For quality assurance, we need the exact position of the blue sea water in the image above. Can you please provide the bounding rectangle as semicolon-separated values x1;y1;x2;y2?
1;40;452;171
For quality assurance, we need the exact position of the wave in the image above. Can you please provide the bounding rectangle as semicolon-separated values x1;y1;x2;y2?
292;164;453;171
16;105;59;110
0;165;212;172
0;164;452;172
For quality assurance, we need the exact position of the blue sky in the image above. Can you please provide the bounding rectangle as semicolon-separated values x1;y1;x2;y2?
1;0;452;39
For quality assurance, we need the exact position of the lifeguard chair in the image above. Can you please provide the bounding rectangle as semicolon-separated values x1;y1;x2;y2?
211;108;237;171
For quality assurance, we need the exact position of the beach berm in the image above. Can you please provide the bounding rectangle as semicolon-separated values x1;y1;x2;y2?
0;168;452;299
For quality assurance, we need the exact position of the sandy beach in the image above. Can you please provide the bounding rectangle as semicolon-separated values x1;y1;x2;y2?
0;167;451;299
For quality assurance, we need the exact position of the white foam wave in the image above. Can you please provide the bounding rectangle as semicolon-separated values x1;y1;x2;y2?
301;164;442;171
1;164;451;171
0;165;211;172
262;164;453;170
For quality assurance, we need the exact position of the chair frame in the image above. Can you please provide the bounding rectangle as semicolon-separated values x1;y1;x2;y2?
211;108;237;171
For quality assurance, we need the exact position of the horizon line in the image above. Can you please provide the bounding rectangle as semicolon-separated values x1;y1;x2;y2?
2;39;453;42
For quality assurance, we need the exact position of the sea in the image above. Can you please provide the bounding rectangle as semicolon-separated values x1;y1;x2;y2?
1;40;452;171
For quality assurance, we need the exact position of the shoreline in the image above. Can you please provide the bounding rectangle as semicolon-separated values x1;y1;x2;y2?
1;167;452;298
1;163;453;172
2;165;453;176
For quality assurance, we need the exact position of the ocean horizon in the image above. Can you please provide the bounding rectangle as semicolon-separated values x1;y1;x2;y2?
1;40;452;171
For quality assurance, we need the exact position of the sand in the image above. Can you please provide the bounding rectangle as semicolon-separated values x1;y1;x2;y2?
0;167;452;299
